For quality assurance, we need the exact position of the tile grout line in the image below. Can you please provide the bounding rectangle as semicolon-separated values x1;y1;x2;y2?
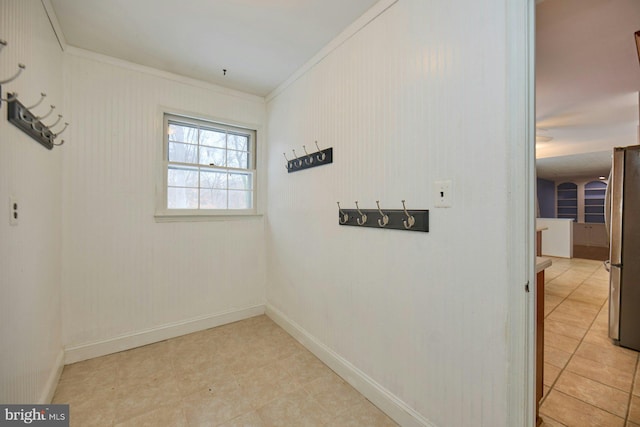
624;354;640;425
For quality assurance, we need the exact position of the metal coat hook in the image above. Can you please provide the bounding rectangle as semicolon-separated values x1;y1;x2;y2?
337;202;349;224
53;139;65;147
0;63;26;85
20;104;55;125
314;141;326;161
36;104;56;121
283;152;292;170
376;201;389;227
292;149;302;167
355;201;367;225
302;145;313;165
0;40;7;52
26;92;46;110
45;114;63;129
401;200;415;229
52;122;69;138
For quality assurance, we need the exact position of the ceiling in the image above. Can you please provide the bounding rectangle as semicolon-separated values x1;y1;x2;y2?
47;0;640;180
536;0;640;180
48;0;381;97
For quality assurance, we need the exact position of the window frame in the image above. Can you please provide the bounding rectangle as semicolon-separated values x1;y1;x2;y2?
155;112;259;221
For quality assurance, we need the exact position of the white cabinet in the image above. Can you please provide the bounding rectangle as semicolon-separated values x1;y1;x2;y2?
573;223;608;247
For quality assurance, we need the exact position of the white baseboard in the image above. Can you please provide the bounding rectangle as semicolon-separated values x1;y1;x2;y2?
40;348;64;403
64;305;265;364
265;304;434;427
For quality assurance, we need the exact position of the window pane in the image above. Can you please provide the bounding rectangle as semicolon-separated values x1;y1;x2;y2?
169;142;198;163
168;123;198;143
168;166;199;188
226;150;249;169
200;170;227;189
199;146;226;167
228;190;252;209
168;187;198;209
228;172;252;190
200;128;226;148
228;133;249;151
200;189;227;209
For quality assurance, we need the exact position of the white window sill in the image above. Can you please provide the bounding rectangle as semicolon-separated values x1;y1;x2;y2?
154;210;263;223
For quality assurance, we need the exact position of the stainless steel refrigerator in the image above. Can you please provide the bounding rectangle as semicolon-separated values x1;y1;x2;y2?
607;144;640;351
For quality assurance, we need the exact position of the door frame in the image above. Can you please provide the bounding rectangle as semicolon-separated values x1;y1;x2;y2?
506;0;536;426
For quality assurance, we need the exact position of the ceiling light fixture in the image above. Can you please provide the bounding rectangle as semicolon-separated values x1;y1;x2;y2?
535;127;553;143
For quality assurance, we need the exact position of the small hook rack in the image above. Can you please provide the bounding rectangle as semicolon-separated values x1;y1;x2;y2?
6;94;68;150
337;200;428;232
285;140;333;173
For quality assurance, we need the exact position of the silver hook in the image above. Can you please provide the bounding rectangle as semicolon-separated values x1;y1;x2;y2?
337;202;348;224
302;145;313;165
26;92;46;110
0;91;18;102
292;149;302;167
401;200;415;229
45;114;63;129
376;201;389;227
36;104;56;121
283;152;292;170
53;139;65;147
0;40;7;51
0;63;26;85
53;122;69;138
315;141;326;162
355;201;367;225
20;104;55;125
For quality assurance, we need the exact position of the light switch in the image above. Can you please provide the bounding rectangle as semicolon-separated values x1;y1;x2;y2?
434;180;452;208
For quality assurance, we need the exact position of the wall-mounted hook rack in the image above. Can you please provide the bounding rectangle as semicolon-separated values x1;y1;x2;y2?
337;201;429;232
6;95;67;150
286;141;333;173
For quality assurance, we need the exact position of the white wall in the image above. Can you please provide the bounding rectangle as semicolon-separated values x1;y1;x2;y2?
266;1;519;426
0;0;64;403
60;51;267;359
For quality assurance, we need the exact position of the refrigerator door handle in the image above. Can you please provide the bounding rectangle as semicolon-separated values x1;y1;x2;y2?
610;148;625;265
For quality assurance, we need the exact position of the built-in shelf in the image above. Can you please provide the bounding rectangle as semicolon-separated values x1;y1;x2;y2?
557;182;578;221
584;181;607;224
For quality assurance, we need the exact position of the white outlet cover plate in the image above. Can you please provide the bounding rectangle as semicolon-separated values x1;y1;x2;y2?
9;197;18;225
434;180;452;208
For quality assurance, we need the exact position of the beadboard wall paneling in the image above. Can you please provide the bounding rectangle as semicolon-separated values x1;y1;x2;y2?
61;52;267;352
0;0;64;403
266;1;514;426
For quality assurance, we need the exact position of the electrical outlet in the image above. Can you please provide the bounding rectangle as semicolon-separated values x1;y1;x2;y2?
9;197;18;225
434;180;452;208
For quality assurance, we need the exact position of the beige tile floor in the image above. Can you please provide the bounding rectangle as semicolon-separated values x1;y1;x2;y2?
53;315;397;427
539;257;640;427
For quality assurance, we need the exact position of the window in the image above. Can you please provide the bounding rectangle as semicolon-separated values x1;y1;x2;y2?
163;114;256;214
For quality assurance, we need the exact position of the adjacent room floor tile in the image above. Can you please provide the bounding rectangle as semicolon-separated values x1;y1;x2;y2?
540;257;640;427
